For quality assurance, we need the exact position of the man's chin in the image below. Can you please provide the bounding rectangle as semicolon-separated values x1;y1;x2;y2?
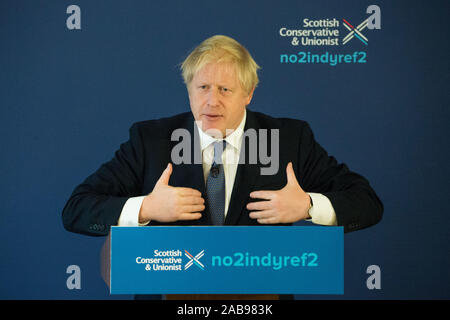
202;125;226;139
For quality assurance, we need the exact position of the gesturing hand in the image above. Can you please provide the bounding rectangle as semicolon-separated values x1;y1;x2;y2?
139;163;205;223
247;162;311;224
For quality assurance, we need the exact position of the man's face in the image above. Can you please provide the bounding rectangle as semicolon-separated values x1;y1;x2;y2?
188;62;254;138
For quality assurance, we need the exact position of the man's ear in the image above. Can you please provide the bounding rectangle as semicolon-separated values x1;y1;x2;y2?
245;87;255;106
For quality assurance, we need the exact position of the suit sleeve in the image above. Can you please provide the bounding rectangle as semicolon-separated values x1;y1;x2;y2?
62;123;146;236
297;123;383;233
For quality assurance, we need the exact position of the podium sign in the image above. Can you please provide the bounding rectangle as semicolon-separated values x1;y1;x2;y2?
106;226;343;294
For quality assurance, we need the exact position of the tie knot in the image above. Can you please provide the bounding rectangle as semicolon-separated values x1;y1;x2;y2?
213;140;227;164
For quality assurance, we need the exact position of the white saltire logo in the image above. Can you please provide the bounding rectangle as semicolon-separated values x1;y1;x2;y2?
184;250;205;270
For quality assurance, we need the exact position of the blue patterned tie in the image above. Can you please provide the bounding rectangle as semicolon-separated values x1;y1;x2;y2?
206;141;227;225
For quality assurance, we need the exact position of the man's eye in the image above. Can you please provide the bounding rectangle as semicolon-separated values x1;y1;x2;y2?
221;87;230;92
199;85;207;90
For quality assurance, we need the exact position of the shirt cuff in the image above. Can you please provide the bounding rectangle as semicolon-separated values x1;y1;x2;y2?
117;196;150;226
306;193;337;226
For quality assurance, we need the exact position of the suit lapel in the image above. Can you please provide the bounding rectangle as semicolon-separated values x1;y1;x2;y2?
170;114;212;225
225;110;262;225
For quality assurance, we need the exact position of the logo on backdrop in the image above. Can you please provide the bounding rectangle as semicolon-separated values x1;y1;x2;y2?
279;5;381;66
342;18;369;45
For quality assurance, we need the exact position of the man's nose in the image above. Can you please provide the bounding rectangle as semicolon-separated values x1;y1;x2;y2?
207;88;220;107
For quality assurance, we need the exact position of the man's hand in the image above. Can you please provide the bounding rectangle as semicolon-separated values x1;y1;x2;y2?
247;162;311;224
139;163;205;223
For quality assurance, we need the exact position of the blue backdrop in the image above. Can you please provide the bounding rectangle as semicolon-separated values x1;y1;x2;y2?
0;0;449;299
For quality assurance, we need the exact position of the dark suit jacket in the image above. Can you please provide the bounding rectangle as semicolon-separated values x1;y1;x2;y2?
62;109;383;236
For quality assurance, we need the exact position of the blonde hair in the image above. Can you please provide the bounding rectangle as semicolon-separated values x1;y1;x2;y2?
181;35;260;94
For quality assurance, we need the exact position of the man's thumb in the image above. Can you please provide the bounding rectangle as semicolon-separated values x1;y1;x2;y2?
157;163;172;186
286;162;299;186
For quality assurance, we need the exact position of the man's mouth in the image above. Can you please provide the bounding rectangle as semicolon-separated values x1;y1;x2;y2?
203;114;223;119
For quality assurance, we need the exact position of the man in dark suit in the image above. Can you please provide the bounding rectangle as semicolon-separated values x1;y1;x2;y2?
62;35;383;237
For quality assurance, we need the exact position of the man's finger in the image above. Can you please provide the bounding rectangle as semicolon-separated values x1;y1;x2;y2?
179;196;205;205
178;213;202;220
249;210;275;220
256;217;279;224
249;190;276;200
247;200;272;211
176;187;202;197
286;162;299;186
181;204;205;213
156;163;172;186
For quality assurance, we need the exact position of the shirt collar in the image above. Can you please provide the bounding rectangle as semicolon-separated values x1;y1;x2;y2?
196;110;247;152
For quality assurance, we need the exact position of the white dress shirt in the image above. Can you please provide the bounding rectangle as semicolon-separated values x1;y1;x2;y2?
118;110;337;226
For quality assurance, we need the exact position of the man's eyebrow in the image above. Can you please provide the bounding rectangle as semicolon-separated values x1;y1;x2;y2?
194;79;235;88
218;82;235;88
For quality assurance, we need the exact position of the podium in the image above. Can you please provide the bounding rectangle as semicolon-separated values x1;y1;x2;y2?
101;226;343;298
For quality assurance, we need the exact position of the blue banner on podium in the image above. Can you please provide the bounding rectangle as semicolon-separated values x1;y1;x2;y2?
109;226;343;294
